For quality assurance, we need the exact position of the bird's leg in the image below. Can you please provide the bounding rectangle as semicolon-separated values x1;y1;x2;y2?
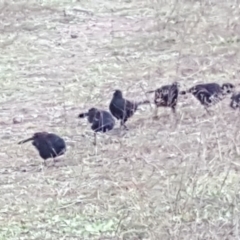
171;106;178;125
153;106;159;120
120;120;128;130
93;132;97;146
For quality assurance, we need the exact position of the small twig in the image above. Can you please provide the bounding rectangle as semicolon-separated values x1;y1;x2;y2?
220;162;232;192
72;7;94;16
115;211;130;236
174;170;184;214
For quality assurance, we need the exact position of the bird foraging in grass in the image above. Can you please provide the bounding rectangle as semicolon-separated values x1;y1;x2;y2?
78;107;115;145
146;81;180;119
109;89;150;130
78;108;115;132
180;82;235;114
18;132;66;163
230;92;240;110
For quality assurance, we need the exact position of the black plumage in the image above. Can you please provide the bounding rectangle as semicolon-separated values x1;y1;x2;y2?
146;81;180;118
78;108;115;145
180;82;235;113
78;108;115;133
109;89;150;129
18;132;66;161
230;92;240;110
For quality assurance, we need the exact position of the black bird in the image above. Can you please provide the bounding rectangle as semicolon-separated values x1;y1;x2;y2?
78;108;115;132
146;81;180;118
18;132;66;162
109;89;150;129
230;92;240;110
78;108;115;145
180;82;235;114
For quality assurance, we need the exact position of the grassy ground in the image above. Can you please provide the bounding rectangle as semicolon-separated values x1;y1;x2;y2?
1;0;240;239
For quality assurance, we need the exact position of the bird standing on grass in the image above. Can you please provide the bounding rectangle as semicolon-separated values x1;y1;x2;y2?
146;81;180;119
78;107;115;145
109;89;150;130
18;132;66;163
230;92;240;110
180;82;235;114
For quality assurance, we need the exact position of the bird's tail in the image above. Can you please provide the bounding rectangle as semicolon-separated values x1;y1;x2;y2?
18;137;34;144
78;112;88;118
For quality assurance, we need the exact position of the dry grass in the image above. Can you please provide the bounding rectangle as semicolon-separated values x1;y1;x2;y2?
1;0;240;239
